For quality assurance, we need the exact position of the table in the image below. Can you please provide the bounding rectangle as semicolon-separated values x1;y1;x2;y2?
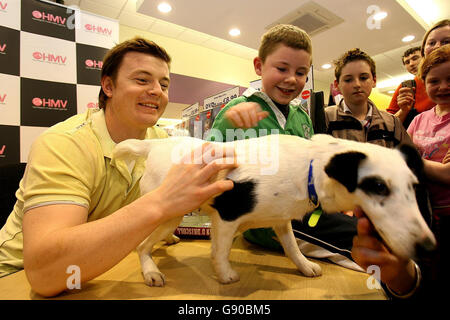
0;235;387;300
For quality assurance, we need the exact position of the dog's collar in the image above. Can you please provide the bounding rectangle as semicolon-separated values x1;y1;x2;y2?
307;160;322;227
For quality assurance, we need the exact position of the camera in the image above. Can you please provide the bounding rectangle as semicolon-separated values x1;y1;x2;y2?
401;79;416;89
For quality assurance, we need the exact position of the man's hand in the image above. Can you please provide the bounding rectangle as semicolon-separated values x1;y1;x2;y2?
150;142;237;220
225;102;269;129
351;207;418;296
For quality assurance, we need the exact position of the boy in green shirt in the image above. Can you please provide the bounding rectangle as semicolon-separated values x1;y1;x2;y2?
211;24;313;250
211;25;360;271
211;24;362;271
212;24;313;143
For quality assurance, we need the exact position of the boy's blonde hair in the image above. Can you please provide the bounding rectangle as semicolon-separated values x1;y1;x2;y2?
418;44;450;81
258;24;312;64
334;48;376;82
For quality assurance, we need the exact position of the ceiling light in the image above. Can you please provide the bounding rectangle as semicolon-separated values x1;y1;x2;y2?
321;63;332;69
229;28;241;37
373;11;388;20
402;35;415;42
401;0;439;27
157;2;172;13
388;90;395;94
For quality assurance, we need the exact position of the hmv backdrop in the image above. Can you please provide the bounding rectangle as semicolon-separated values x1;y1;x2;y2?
0;0;118;165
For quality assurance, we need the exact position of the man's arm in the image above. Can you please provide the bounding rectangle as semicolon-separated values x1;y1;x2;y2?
23;146;236;297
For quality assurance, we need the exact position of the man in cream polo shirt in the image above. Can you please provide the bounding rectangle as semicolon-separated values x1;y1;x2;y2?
0;38;235;297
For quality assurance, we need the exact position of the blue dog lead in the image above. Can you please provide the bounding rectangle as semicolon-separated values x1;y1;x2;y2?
307;159;323;227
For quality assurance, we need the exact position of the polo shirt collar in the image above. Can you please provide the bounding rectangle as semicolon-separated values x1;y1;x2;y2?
90;108;116;159
90;108;149;188
243;87;301;129
90;108;156;160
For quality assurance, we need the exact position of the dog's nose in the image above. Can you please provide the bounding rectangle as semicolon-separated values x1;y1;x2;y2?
415;236;437;258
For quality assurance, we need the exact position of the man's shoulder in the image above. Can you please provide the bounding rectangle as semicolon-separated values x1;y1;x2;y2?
35;112;100;152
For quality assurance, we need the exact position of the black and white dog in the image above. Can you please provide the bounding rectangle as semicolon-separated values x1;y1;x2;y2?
113;134;436;286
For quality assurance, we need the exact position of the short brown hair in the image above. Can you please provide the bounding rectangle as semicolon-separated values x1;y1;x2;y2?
421;19;450;57
258;24;312;64
402;46;421;64
418;44;450;81
99;37;171;109
334;48;376;81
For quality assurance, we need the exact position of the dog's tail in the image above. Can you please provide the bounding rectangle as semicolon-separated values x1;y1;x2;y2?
112;139;154;163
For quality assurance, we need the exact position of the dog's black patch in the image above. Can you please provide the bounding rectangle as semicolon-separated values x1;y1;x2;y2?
211;179;257;222
324;151;367;192
397;143;433;227
358;176;390;197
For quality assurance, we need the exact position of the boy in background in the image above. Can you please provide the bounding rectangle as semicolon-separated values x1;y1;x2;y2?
211;24;361;271
386;46;435;128
325;48;412;148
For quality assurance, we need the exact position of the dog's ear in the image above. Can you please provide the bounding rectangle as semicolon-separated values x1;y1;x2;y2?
397;143;433;227
397;143;425;181
324;151;367;192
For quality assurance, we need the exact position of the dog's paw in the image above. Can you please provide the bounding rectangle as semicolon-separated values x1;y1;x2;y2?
217;269;240;284
165;234;180;245
299;261;322;277
143;271;166;287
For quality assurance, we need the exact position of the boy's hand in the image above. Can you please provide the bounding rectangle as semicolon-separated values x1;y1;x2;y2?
397;87;415;112
225;102;269;129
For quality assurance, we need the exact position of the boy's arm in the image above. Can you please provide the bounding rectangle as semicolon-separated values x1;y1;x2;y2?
212;98;269;132
393;115;414;146
386;84;401;114
225;102;269;129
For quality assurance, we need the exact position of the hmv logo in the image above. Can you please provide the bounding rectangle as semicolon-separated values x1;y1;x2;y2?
32;10;67;26
85;59;103;70
33;52;67;65
84;24;112;36
0;43;6;54
0;93;6;104
32;97;68;110
0;2;7;12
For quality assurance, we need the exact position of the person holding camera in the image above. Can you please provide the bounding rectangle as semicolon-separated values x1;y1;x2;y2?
386;19;450;128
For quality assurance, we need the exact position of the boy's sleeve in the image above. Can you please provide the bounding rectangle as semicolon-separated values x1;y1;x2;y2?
210;97;247;141
386;84;401;114
22;132;98;212
394;115;414;146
